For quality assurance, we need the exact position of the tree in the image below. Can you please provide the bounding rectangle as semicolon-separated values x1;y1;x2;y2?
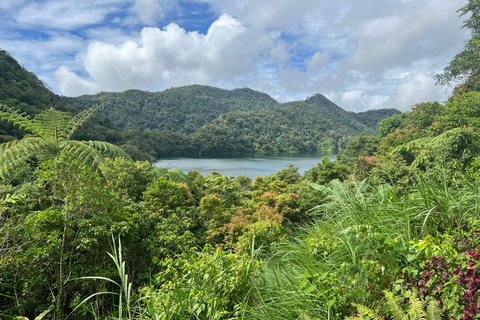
406;102;446;130
436;1;480;92
0;104;131;180
1;152;133;319
379;113;406;137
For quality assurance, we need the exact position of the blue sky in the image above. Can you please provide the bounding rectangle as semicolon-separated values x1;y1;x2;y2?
0;0;469;111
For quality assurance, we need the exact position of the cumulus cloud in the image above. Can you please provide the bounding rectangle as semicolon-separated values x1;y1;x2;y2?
325;91;389;113
203;0;466;109
56;13;284;93
54;66;99;96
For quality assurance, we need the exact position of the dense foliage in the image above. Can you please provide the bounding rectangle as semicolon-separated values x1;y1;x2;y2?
63;86;399;160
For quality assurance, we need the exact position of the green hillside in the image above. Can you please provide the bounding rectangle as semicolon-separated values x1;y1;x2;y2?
188;100;364;155
0;49;121;145
0;50;76;142
62;85;280;133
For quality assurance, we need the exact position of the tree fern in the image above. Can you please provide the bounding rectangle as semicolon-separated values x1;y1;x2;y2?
0;103;132;180
32;107;72;145
66;104;102;140
152;167;199;194
152;166;169;177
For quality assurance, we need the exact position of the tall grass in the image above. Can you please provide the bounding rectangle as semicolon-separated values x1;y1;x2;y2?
245;170;480;320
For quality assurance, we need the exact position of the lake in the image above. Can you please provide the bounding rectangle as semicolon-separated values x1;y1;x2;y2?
153;152;337;179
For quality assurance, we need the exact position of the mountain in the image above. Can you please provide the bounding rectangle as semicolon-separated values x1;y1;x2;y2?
0;49;121;144
0;50;76;142
62;85;279;134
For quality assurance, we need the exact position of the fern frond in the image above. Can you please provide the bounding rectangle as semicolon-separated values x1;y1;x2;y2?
0;104;36;134
350;303;383;320
152;166;169;177
62;140;132;175
33;108;72;144
66;104;102;140
62;140;106;170
167;168;197;191
405;293;426;320
0;138;56;180
84;140;133;162
426;300;441;320
390;128;464;167
385;292;406;320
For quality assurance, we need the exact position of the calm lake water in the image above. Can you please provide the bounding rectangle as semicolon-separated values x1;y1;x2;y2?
153;152;337;179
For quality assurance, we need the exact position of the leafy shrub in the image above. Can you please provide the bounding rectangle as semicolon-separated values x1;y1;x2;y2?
145;246;260;319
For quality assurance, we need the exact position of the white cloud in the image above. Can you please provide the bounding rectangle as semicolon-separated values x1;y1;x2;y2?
55;13;283;93
54;66;99;96
326;90;389;113
131;0;167;25
15;0;127;29
306;52;331;73
0;0;25;10
388;72;445;111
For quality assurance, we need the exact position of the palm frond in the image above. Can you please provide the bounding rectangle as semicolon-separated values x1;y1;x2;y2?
0;104;36;134
66;104;102;140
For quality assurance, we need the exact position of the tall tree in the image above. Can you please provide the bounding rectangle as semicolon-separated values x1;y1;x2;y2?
436;1;480;92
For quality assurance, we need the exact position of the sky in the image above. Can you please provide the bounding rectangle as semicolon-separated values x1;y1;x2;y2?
0;0;470;112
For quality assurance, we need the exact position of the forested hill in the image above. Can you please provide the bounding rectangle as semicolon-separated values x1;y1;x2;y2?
0;50;77;142
350;108;402;130
0;50;73;114
63;86;400;136
304;94;371;134
0;49;123;144
62;85;279;133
